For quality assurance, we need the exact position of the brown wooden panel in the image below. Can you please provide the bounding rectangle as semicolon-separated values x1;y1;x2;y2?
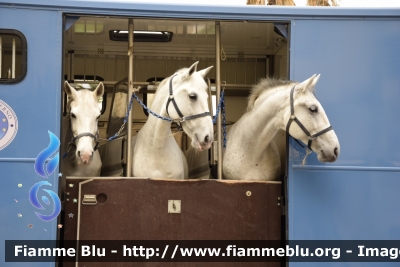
62;178;282;267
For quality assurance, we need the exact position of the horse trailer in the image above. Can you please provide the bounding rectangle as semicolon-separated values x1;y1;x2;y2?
1;0;400;266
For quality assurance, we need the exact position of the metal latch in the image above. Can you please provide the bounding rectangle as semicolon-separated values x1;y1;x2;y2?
168;200;181;213
82;194;97;205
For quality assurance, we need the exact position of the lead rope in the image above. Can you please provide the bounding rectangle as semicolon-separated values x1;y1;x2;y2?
108;85;226;143
107;88;139;141
212;84;227;149
108;86;174;142
301;148;313;166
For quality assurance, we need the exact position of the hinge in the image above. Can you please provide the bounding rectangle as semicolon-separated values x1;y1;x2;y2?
277;196;285;215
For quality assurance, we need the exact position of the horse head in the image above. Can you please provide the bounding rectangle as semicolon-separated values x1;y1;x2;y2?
64;81;104;165
284;74;340;162
165;61;214;151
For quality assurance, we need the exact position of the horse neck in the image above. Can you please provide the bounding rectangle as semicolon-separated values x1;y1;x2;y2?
235;88;289;151
141;81;173;146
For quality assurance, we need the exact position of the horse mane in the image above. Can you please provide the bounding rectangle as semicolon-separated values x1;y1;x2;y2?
155;68;184;93
246;78;295;113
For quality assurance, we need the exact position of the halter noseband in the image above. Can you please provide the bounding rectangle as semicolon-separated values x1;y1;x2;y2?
165;74;211;123
286;85;333;151
67;113;100;154
70;131;100;151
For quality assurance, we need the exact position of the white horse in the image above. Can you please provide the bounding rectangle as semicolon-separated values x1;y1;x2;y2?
61;81;104;177
223;74;340;181
132;61;214;179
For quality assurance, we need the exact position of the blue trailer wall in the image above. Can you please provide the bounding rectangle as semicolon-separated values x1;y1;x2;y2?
289;18;400;267
0;6;62;267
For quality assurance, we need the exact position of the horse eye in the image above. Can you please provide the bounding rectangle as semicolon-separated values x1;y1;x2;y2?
189;93;197;101
70;113;76;119
309;106;318;113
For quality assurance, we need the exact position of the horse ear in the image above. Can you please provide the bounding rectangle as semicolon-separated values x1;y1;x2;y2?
187;61;199;77
298;74;320;93
64;81;77;99
93;82;104;99
197;66;213;78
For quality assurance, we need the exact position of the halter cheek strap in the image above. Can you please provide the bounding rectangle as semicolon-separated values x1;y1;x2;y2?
165;74;211;123
166;74;184;118
66;116;100;156
286;85;333;151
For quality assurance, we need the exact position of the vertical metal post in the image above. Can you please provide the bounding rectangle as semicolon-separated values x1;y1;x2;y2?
126;18;134;177
83;54;86;81
104;55;107;81
215;22;222;180
68;50;74;81
12;37;16;78
245;58;247;84
94;54;97;81
0;36;2;78
255;57;257;84
114;56;117;81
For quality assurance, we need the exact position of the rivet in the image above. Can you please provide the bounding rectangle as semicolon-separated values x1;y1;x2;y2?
246;191;251;197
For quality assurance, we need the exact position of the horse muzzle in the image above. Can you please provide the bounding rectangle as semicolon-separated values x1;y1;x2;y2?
193;133;213;151
318;146;340;163
77;150;94;165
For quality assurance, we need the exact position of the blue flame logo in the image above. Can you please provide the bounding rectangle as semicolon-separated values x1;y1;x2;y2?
30;130;61;222
34;131;60;178
29;181;61;222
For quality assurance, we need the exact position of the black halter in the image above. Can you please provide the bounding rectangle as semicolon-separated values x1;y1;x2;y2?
66;114;100;154
286;85;333;151
165;74;211;122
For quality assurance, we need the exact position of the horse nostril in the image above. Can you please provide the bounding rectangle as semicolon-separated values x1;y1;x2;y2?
204;135;209;143
334;147;338;157
78;151;81;157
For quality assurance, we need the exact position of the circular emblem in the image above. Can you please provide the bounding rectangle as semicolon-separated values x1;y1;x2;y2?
0;99;18;150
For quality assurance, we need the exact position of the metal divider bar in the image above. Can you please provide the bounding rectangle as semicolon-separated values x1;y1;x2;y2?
215;22;222;180
126;18;134;177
